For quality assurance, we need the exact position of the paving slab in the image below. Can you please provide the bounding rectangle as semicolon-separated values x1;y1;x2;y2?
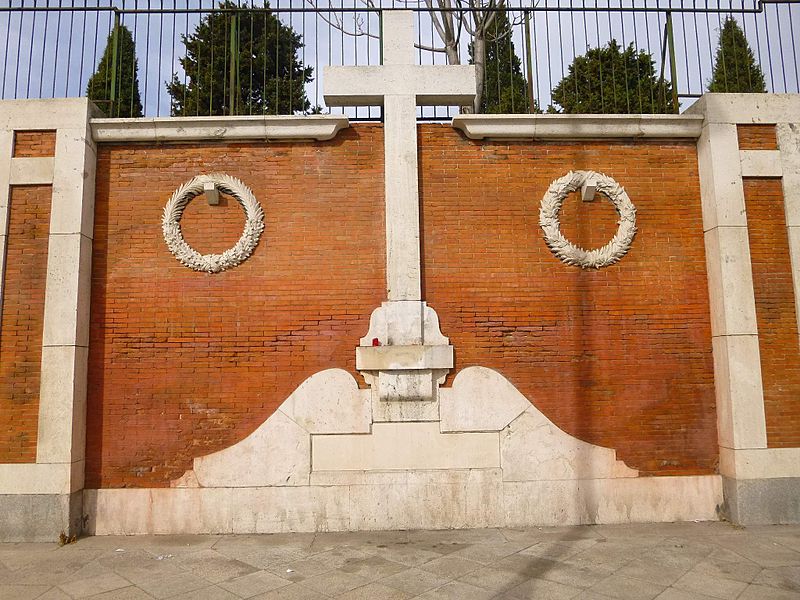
0;523;797;599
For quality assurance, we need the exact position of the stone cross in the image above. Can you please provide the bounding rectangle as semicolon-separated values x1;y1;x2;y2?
324;11;475;404
324;10;476;303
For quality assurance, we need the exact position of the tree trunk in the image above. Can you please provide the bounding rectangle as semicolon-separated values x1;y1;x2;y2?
470;35;486;113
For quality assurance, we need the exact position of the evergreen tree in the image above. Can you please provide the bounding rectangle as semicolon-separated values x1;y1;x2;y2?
86;25;143;118
708;16;766;93
470;10;538;113
167;1;312;116
550;40;673;114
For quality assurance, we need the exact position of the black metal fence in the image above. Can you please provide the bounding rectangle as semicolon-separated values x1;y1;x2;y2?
1;1;798;119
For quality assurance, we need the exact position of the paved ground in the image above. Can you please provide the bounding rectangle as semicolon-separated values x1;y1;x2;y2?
1;523;799;599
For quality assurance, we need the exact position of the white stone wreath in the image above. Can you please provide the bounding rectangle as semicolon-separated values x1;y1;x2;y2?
162;173;265;273
539;170;637;269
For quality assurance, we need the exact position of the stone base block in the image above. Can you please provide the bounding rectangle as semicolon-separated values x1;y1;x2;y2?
722;476;800;525
0;491;83;542
85;474;722;535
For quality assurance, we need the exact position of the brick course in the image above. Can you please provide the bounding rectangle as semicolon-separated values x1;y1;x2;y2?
12;130;56;157
737;124;778;150
420;125;717;476
744;177;800;447
0;185;51;462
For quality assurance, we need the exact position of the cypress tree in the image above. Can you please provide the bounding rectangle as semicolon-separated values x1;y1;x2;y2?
86;25;144;118
708;16;766;93
470;11;538;114
550;40;673;114
167;0;312;116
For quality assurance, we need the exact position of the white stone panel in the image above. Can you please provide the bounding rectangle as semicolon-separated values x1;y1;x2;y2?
696;123;746;231
312;422;499;471
711;335;767;450
9;157;54;184
192;410;310;487
370;393;440;423
89;487;351;535
278;369;370;434
704;226;759;337
0;463;73;495
451;114;704;140
440;366;530;433
503;475;722;526
51;128;96;237
348;468;503;530
778;123;800;226
36;345;88;464
739;150;783;177
788;226;800;333
719;447;800;479
83;489;153;535
0;98;96;130
40;233;92;348
501;408;637;482
0;130;13;304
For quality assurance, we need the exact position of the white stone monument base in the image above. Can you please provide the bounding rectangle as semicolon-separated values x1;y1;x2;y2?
84;367;722;534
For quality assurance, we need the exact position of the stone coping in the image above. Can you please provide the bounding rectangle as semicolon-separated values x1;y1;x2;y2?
452;113;704;140
91;114;350;142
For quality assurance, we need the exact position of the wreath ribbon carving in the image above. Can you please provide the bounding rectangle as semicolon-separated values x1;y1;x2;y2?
539;170;637;269
162;173;264;273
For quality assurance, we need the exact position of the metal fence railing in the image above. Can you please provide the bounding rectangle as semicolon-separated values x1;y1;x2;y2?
1;1;798;119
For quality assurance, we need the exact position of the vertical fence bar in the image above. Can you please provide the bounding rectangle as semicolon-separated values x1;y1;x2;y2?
109;11;120;116
229;9;236;115
524;9;534;113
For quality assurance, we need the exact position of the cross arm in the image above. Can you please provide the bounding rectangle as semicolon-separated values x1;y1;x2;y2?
323;64;477;107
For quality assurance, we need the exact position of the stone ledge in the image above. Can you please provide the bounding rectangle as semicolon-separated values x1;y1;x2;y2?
452;114;704;140
686;93;800;124
90;115;350;143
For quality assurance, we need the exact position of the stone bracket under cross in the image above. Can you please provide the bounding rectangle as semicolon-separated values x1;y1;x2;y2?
323;11;477;402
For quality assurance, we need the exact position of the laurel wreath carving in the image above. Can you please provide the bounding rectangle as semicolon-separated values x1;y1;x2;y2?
162;173;265;273
539;170;637;269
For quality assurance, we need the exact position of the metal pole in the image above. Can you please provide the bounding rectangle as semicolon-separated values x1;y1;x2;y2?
666;11;679;113
524;10;535;113
109;11;120;117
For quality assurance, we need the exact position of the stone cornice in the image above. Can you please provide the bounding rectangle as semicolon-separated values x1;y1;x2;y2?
452;113;704;140
91;114;350;143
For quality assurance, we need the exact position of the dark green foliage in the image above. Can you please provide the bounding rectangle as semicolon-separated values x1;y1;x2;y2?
550;40;673;114
167;1;312;116
708;16;766;93
86;25;143;118
471;11;539;114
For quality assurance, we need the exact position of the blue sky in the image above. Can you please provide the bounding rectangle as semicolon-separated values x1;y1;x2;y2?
1;0;798;117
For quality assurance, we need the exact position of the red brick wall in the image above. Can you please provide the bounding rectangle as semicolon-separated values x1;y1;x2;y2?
737;125;778;150
88;124;718;486
744;178;800;447
420;125;717;476
12;130;56;157
87;126;386;487
0;185;51;462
